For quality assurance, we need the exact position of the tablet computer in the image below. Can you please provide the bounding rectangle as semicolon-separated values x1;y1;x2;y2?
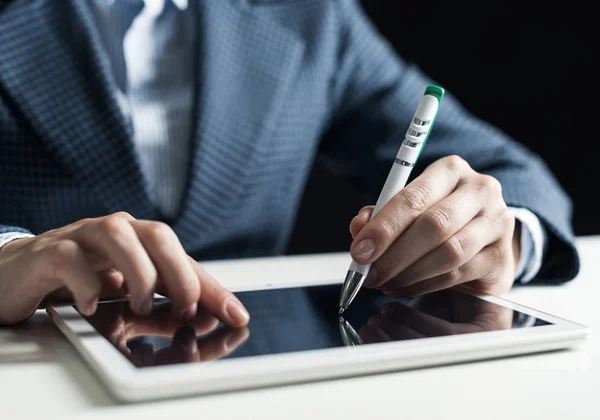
46;277;589;403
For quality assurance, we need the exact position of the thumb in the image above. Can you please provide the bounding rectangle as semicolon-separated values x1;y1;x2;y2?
349;206;375;239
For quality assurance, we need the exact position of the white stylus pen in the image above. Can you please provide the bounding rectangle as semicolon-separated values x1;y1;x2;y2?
338;84;445;314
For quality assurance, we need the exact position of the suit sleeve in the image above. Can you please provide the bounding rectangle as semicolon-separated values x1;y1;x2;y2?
318;0;579;283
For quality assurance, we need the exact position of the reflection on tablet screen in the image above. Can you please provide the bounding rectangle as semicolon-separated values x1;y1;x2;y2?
83;285;551;368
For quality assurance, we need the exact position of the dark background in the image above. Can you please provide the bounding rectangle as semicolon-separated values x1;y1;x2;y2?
287;1;597;255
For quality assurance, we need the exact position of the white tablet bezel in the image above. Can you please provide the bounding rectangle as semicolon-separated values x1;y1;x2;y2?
47;273;589;403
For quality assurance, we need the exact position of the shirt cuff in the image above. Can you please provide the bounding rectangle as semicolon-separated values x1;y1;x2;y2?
0;232;35;250
509;207;547;284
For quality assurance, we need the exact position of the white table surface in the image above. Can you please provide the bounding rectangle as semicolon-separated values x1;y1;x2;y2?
1;236;598;419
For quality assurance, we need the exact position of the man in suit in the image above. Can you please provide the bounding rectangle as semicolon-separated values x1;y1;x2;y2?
0;0;578;326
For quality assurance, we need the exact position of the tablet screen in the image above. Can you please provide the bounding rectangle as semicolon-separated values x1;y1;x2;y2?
83;285;551;368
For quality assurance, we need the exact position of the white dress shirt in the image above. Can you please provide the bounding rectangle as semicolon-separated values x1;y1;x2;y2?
97;0;195;219
0;0;547;283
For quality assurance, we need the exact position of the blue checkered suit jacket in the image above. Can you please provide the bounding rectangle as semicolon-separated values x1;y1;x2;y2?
0;0;578;282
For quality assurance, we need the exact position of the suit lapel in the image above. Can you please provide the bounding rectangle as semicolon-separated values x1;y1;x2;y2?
0;0;304;236
173;1;305;240
0;0;158;220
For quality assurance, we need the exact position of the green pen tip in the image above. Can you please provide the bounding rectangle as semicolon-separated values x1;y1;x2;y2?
425;84;445;101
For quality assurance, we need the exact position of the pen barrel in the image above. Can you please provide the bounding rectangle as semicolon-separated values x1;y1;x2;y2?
371;161;412;218
397;142;420;163
348;259;371;275
342;86;444;306
412;95;440;134
370;93;440;220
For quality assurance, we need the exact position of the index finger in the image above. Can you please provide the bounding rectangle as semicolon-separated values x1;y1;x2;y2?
131;220;200;320
189;258;250;328
350;156;469;265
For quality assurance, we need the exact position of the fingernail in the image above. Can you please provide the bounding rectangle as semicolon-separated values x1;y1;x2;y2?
225;298;250;325
352;238;376;263
180;303;197;322
363;267;379;287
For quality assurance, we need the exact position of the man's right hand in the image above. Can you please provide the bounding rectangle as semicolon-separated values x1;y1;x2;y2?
0;212;250;327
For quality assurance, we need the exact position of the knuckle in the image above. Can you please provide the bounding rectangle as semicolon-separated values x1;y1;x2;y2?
98;214;128;237
51;239;81;260
145;222;177;247
113;211;134;221
444;236;466;267
443;155;469;173
400;185;431;213
476;174;502;194
422;208;453;237
445;267;463;283
370;219;396;244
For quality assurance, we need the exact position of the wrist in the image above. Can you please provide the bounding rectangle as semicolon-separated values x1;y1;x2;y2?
0;237;43;325
0;237;32;260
